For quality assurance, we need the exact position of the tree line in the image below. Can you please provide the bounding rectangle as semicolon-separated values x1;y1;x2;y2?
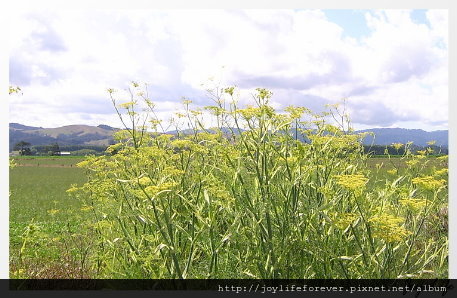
13;140;447;157
13;141;108;156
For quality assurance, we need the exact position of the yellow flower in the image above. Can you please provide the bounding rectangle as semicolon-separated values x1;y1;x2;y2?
331;212;358;230
399;198;428;212
392;143;403;150
224;86;235;96
171;139;193;149
238;106;259;120
406;159;419;167
66;184;79;193
369;214;411;242
118;101;135;109
387;169;397;175
76;159;91;168
163;166;185;176
434;168;448;177
285;106;309;119
182;98;192;105
157;134;174;142
335;174;368;191
256;88;272;100
191;110;202;116
426;140;436;146
416;150;427;156
412;176;446;191
138;176;152;186
144;182;177;197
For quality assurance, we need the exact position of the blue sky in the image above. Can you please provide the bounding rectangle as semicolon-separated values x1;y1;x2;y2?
323;10;373;39
9;9;448;131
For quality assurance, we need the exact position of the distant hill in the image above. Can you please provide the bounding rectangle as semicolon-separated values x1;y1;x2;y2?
9;123;44;131
9;123;448;152
358;128;448;147
9;123;119;151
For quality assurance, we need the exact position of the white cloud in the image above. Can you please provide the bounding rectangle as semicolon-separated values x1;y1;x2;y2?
9;9;448;131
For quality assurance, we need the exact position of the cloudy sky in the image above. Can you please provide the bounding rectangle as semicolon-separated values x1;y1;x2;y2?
8;9;448;131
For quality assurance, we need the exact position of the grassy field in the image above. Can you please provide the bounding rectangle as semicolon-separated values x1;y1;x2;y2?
12;156;84;167
10;155;448;278
9;157;92;278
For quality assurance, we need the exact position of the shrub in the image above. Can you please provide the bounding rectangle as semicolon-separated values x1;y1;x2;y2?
72;83;448;279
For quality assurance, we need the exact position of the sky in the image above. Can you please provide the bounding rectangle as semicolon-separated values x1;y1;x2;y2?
8;9;449;131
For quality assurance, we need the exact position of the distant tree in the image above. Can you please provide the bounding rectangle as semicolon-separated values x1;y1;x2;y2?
47;143;61;156
13;141;32;155
72;149;98;156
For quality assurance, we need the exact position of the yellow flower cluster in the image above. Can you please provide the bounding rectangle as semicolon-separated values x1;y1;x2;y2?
332;212;358;230
416;150;427;156
285;106;309;119
391;143;404;150
9;159;16;169
66;184;79;193
412;176;446;191
406;159;419;167
237;106;259;120
149;119;162;127
369;214;411;243
237;105;275;120
118;101;135;109
138;176;152;186
113;130;132;141
157;134;174;142
144;182;177;197
224;86;235;96
399;198;428;212
285;156;298;164
256;88;272;99
434;168;448;177
163;166;185;177
335;174;368;191
106;143;123;154
170;139;193;149
181;99;192;105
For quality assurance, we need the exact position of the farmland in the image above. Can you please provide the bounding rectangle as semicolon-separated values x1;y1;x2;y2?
9;156;91;278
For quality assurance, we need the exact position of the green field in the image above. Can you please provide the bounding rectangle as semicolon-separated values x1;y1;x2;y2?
9;155;448;278
12;156;85;167
9;157;92;278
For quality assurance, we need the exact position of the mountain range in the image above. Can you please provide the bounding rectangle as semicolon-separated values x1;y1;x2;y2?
9;123;448;152
9;123;117;151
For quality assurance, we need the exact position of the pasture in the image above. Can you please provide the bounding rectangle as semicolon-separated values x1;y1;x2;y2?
9;157;91;278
